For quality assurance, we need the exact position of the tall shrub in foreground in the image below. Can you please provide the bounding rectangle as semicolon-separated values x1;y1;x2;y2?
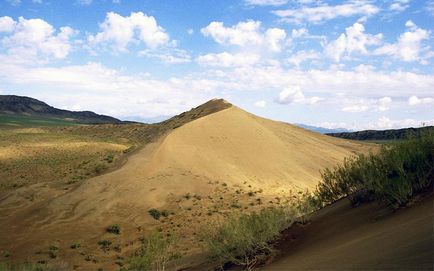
128;231;178;271
314;133;434;209
202;207;294;270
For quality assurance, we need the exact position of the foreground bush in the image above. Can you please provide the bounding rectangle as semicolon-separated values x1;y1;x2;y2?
202;207;293;270
314;133;434;208
128;231;178;271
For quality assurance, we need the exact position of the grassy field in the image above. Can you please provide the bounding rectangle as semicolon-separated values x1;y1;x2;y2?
0;114;81;127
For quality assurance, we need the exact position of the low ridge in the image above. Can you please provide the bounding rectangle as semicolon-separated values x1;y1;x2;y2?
0;95;122;124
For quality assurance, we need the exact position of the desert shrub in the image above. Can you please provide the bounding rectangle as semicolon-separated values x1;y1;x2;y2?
161;210;170;218
70;243;80;249
148;209;161;220
314;133;434;209
128;231;179;271
202;207;293;270
98;240;112;252
106;224;121;234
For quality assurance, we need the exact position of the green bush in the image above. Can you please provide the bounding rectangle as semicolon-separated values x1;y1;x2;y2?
106;224;121;234
128;231;179;271
202;207;293;270
148;209;161;220
314;133;434;209
98;239;112;252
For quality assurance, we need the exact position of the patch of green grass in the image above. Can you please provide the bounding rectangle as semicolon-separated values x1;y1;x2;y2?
0;114;80;127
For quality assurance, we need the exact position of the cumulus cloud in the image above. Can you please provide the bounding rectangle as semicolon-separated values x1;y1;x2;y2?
0;16;76;62
374;21;431;63
244;0;288;6
273;1;379;24
201;20;287;52
254;100;266;107
408;96;434;106
196;52;260;67
88;12;170;52
139;48;191;63
276;86;322;105
377;96;392;111
287;50;320;66
0;16;16;32
325;22;382;62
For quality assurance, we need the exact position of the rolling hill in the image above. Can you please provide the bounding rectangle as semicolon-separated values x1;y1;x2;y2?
0;99;373;270
0;95;122;125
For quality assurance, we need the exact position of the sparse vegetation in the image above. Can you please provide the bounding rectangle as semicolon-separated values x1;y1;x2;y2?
313;134;433;209
148;208;162;220
106;224;121;235
202;207;293;270
98;239;112;252
128;231;179;271
0;262;70;271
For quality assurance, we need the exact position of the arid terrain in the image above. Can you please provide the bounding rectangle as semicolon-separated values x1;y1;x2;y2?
0;99;379;270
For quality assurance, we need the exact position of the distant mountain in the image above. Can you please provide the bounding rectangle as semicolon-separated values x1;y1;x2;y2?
327;126;434;141
0;95;122;124
295;123;352;134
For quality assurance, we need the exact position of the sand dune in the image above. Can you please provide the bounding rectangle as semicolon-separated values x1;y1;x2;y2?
0;101;373;270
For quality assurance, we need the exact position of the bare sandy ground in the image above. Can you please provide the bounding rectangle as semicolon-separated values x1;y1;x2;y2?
261;192;434;270
0;105;372;270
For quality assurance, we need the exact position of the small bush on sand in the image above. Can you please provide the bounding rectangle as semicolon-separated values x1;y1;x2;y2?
106;224;121;234
98;240;112;252
128;231;179;271
202;207;293;270
148;209;161;220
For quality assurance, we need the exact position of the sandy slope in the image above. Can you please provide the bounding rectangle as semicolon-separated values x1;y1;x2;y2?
0;103;372;270
261;193;433;270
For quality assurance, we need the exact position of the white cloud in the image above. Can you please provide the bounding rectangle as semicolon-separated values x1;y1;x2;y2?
78;0;92;5
6;0;21;5
408;95;434;106
287;50;320;66
273;1;379;24
245;0;288;6
32;0;43;3
427;0;434;16
377;96;392;111
201;20;287;52
0;16;76;62
390;0;410;12
374;21;430;63
88;12;170;52
196;52;260;67
139;48;191;64
325;22;382;62
291;28;308;38
322;117;434;130
276;86;322;105
0;16;16;32
254;100;266;107
187;28;194;35
342;104;369;112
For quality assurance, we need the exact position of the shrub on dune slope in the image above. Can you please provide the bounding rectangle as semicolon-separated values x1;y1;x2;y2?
315;133;433;209
202;207;294;270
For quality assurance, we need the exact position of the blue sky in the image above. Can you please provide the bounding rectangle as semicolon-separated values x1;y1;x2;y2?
0;0;433;130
